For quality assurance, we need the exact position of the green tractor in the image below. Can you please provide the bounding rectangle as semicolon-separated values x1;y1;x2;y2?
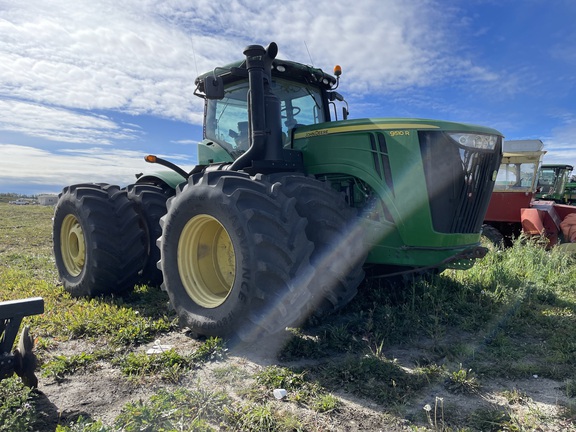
535;164;576;204
53;43;503;342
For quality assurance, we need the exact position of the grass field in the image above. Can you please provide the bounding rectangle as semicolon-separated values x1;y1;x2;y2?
1;201;576;431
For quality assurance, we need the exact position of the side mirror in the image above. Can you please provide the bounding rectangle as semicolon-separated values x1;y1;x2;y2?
203;75;224;100
328;91;344;102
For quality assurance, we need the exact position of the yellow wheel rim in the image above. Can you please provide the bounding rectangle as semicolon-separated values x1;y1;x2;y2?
178;214;236;308
60;214;86;277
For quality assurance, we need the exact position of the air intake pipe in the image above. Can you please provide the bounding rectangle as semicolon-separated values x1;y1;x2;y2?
229;42;284;171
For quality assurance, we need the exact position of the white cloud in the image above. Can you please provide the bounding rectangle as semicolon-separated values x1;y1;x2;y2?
1;0;489;160
0;2;200;118
541;117;576;163
0;99;138;144
2;143;195;189
0;0;492;121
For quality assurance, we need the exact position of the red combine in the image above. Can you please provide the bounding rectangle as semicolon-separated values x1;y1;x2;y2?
483;140;576;248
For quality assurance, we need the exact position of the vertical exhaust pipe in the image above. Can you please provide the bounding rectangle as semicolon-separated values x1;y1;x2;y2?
230;42;283;171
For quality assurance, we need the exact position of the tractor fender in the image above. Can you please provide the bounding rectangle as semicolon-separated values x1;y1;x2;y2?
135;171;186;191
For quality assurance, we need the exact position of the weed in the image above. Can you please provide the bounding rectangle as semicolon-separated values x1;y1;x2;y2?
322;322;358;352
41;350;111;380
223;402;303;432
212;364;245;386
190;337;227;363
254;365;340;412
565;378;576;398
315;354;428;405
501;388;530;405
559;401;576;422
114;387;228;431
278;327;325;360
468;405;512;432
414;363;445;383
0;376;37;432
445;365;480;394
311;393;340;413
114;349;192;382
255;365;308;391
55;416;111;431
48;299;174;346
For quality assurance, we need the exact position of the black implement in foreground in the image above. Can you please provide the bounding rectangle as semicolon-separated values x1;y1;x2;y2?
0;297;44;387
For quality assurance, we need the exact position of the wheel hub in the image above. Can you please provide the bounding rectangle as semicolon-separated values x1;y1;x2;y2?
178;214;235;308
60;214;86;277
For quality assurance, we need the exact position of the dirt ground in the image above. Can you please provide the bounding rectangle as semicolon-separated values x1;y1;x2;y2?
29;329;575;431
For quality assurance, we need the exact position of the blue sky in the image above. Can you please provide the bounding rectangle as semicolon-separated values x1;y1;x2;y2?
2;0;576;195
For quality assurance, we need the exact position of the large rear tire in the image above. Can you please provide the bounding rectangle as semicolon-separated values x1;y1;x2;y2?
53;183;146;297
158;171;315;341
266;174;366;314
126;183;173;286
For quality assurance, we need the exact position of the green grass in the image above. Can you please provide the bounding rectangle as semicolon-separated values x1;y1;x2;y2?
0;377;37;432
313;353;431;406
2;203;576;431
41;350;113;380
254;365;341;412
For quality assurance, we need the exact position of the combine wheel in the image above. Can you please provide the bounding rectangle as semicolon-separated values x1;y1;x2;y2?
481;224;505;249
266;174;366;314
53;184;146;297
126;183;174;286
158;171;315;341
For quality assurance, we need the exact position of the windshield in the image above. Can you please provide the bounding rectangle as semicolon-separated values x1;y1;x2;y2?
494;162;538;192
538;167;569;194
205;78;325;154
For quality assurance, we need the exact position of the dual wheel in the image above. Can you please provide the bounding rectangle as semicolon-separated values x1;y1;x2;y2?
159;172;366;341
53;183;171;296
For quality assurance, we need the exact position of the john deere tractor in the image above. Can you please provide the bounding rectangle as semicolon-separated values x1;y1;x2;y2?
53;43;503;341
535;164;576;204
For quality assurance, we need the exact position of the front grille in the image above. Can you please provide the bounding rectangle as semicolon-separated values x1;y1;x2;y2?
419;131;502;234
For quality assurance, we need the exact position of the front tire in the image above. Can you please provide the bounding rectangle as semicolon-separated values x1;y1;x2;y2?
158;172;315;341
53;183;146;297
266;174;366;314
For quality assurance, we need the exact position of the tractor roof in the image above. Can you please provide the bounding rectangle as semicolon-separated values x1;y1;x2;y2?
195;58;337;93
540;164;574;170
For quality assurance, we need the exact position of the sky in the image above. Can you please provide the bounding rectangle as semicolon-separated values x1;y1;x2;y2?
2;0;576;195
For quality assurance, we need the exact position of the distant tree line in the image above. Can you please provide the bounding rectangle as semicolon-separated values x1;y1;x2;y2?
0;193;38;203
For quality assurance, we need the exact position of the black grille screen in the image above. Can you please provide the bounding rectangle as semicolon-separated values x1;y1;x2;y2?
419;131;502;234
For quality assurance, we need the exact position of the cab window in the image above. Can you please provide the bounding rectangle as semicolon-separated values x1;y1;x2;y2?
205;78;325;152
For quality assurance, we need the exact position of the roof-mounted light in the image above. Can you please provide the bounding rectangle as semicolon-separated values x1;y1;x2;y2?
333;65;342;77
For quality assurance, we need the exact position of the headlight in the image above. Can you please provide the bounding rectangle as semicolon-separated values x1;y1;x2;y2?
448;133;498;150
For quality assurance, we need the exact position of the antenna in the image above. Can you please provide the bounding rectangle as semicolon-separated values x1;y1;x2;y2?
190;34;199;79
303;41;314;66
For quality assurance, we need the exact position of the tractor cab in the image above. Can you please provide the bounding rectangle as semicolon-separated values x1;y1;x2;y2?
536;164;575;202
195;57;344;166
484;139;546;230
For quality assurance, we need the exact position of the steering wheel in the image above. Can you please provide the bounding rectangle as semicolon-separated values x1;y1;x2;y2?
281;106;301;119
